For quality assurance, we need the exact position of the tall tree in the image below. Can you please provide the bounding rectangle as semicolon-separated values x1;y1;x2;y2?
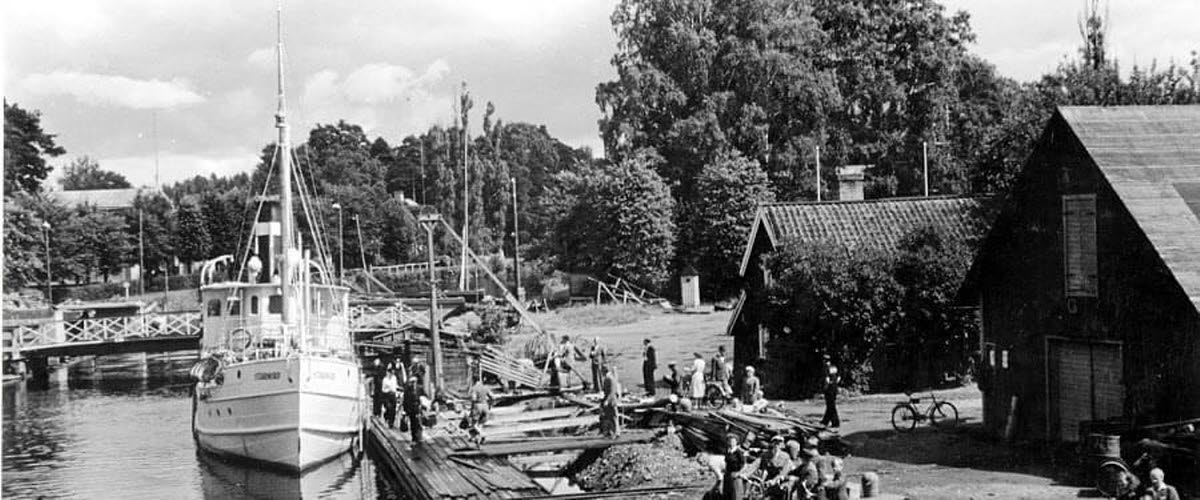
542;151;676;288
677;150;774;297
4;101;66;195
58;156;132;190
2;194;50;290
173;196;211;268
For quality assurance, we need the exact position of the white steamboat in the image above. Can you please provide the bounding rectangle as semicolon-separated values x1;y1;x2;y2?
190;5;364;472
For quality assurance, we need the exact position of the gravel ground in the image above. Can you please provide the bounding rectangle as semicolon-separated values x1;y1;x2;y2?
574;432;715;492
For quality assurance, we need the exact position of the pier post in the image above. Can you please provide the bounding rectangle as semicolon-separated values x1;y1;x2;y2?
27;356;50;382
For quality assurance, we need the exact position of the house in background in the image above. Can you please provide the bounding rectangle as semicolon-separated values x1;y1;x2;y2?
728;167;996;398
960;105;1200;442
48;187;172;284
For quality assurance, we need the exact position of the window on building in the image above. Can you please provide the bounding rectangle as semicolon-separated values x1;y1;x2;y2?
250;296;259;315
227;298;241;316
1063;194;1098;297
268;295;283;314
757;324;769;359
207;299;222;317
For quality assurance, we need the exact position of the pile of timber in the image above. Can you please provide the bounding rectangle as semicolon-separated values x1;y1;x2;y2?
654;408;826;453
479;345;545;389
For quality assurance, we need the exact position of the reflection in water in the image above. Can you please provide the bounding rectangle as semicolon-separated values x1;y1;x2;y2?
197;450;376;499
2;354;400;499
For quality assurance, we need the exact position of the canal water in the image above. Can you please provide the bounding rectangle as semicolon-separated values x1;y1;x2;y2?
2;354;401;499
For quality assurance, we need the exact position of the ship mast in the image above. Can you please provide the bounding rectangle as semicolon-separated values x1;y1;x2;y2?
275;3;294;325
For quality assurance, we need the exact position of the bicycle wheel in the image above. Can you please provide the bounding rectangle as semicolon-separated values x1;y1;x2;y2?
891;404;919;432
704;385;726;409
929;401;959;428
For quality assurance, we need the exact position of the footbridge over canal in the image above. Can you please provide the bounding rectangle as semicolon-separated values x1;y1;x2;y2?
3;302;445;375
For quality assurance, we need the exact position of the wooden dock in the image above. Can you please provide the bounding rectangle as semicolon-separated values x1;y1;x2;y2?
366;416;546;499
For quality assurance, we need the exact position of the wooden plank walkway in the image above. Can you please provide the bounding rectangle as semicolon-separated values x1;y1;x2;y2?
366;416;546;500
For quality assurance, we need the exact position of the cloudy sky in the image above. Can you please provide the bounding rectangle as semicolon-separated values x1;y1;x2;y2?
3;0;1197;188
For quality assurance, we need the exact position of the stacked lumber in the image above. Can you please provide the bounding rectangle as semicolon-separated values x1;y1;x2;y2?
653;408;827;453
480;345;545;389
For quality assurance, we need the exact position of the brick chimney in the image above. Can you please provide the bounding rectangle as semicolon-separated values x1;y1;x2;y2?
837;165;868;201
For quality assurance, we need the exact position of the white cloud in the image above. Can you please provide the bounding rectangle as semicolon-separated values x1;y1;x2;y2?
247;47;275;70
298;60;454;136
92;151;259;187
22;71;205;110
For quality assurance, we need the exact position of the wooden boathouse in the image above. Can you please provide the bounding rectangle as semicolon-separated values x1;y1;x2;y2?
960;105;1200;442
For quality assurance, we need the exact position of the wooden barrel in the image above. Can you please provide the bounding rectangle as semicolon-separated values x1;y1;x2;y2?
1086;433;1121;458
861;472;879;498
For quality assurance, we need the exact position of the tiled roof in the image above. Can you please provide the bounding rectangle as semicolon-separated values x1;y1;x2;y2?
49;188;165;210
740;195;998;275
1060;105;1200;310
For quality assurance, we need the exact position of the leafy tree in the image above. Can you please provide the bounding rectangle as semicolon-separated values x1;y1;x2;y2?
4;101;66;195
3;193;50;290
677;150;774;298
889;225;978;390
173;196;211;268
543;151;676;288
58;156;132;190
131;192;176;279
764;241;900;395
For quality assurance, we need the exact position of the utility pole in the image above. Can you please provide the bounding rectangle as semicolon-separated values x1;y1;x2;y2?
458;81;471;291
922;140;930;197
354;214;369;293
419;212;444;396
511;177;522;301
815;146;822;202
332;203;343;284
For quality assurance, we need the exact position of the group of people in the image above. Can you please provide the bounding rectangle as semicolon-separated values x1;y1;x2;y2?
545;335;624;439
723;432;848;500
369;354;431;444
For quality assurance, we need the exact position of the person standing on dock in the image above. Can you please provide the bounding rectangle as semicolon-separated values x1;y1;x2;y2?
690;352;706;401
600;364;621;438
588;337;606;392
370;358;385;417
467;376;491;447
381;368;399;428
402;376;424;443
642;338;657;397
711;346;731;396
741;366;760;408
820;355;841;429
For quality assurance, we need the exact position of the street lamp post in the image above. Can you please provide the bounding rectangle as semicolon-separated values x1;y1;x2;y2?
332;203;344;284
138;209;145;295
354;214;369;293
41;222;52;303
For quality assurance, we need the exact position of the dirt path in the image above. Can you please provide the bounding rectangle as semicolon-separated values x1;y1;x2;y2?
781;387;1086;499
528;306;733;394
527;305;1111;499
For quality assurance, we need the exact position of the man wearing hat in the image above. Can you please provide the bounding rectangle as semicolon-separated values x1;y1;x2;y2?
742;366;761;407
820;355;841;428
642;338;657;397
759;435;793;499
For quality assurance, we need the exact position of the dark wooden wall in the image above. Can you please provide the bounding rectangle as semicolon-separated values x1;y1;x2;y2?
975;115;1200;440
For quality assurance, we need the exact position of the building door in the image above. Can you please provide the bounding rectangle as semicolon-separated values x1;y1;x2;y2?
1047;339;1123;441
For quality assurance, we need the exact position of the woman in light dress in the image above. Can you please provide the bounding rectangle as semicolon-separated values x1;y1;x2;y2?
690;352;706;400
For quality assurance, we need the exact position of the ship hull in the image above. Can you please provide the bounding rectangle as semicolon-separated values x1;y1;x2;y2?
193;355;363;472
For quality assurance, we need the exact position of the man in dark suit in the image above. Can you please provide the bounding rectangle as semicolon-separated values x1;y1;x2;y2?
642;338;657;397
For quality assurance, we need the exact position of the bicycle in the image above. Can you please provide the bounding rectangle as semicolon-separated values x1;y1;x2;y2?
891;392;959;432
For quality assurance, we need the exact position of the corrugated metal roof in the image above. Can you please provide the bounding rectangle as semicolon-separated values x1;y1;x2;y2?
740;195;997;274
1059;105;1200;310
